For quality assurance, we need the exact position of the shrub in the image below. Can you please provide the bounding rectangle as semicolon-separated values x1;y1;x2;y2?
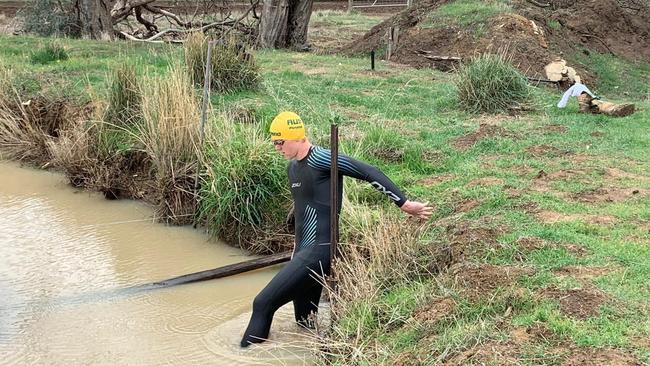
184;33;261;94
199;114;291;253
456;53;529;114
30;43;69;65
19;0;80;37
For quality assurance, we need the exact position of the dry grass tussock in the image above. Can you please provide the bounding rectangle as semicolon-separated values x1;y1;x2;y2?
0;64;68;164
46;106;101;188
307;207;435;364
137;64;201;224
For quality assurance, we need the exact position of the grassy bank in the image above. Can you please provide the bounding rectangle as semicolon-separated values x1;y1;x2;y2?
1;8;650;365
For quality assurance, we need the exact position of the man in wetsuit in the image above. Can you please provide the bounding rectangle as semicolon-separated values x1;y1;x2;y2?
240;111;432;347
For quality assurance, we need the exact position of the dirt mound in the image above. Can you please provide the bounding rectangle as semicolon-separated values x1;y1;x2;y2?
452;263;532;299
412;297;457;326
443;340;521;366
560;346;643;366
570;187;647;203
341;0;650;79
445;222;509;262
517;0;650;63
452;123;516;150
526;144;572;157
540;287;608;319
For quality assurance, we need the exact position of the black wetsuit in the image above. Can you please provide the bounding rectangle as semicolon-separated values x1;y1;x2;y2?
240;145;407;347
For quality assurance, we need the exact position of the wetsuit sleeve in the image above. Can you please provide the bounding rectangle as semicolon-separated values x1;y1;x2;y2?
307;147;407;207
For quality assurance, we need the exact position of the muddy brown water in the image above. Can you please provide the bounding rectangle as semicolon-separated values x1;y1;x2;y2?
0;161;314;365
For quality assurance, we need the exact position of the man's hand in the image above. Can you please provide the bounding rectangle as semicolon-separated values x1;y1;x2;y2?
400;200;433;219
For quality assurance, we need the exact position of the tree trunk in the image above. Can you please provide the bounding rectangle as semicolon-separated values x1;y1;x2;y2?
78;0;114;40
287;0;313;49
259;0;313;49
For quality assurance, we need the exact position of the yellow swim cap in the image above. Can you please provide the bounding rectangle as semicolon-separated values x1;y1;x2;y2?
269;111;306;141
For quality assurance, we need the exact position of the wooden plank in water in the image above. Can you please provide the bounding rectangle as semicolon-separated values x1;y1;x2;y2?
152;251;292;288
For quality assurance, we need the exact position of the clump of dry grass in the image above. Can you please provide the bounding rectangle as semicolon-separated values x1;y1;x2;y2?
0;65;54;164
138;63;200;224
304;207;437;364
46;113;99;187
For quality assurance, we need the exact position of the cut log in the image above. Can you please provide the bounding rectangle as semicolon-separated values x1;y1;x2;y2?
415;50;461;61
527;77;559;84
149;251;292;288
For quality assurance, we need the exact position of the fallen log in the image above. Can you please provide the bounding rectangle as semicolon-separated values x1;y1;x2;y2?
415;50;462;62
527;77;559;84
149;251;292;288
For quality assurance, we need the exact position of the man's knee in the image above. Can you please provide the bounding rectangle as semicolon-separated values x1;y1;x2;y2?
252;293;272;313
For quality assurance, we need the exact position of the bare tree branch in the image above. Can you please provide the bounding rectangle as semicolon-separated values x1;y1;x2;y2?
144;4;190;28
111;0;155;22
135;5;157;34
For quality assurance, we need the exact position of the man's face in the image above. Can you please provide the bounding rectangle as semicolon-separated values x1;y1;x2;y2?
273;139;302;160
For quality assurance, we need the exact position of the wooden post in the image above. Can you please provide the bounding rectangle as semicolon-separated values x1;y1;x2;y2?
198;41;213;152
193;40;213;225
394;26;400;53
330;124;339;266
387;27;393;61
329;123;339;308
371;49;375;71
348;0;353;12
387;27;399;61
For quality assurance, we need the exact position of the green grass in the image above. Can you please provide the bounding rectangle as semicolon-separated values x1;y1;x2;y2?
572;51;650;100
420;0;511;31
1;31;649;364
29;42;69;64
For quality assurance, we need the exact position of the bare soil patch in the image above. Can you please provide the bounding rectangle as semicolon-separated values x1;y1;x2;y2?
412;297;457;326
452;124;516;151
445;222;509;262
452;263;533;299
453;199;482;214
535;210;618;225
536;124;569;134
372;146;405;162
466;177;505;188
559;346;643;366
443;340;521;366
510;323;556;344
604;168;650;184
570;187;648;203
540;287;608;320
554;265;614;284
526;144;572;158
516;236;549;252
515;234;589;258
418;173;454;187
531;168;589;194
591;131;606;138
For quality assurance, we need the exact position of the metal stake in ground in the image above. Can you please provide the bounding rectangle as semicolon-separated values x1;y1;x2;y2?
329;123;339;301
193;40;214;226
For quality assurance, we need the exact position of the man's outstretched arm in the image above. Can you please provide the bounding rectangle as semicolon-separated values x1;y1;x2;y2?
307;146;433;219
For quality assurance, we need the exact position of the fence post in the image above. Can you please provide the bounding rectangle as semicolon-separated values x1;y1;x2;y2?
348;0;353;12
193;40;213;224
